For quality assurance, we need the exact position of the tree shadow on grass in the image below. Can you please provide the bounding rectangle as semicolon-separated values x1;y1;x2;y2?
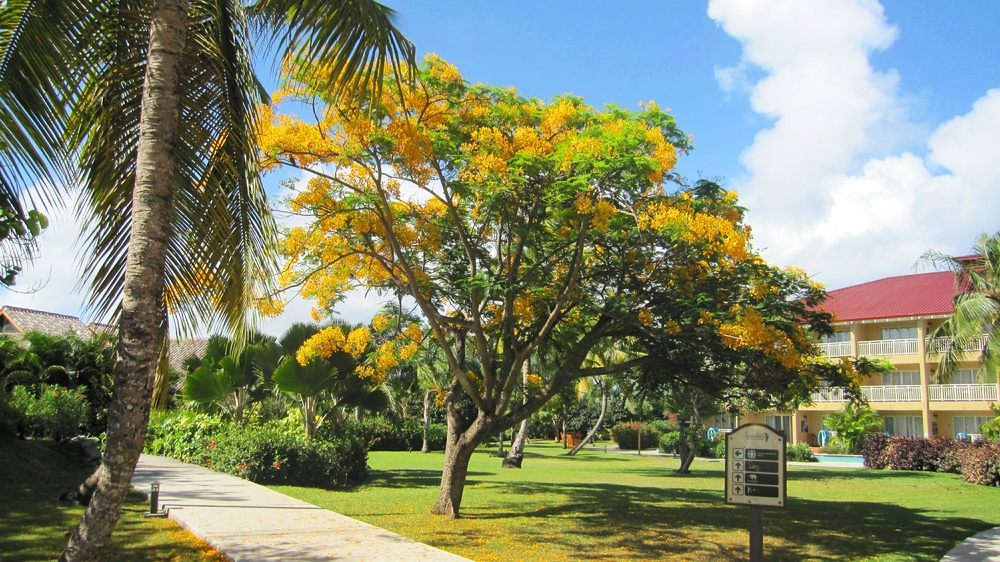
453;479;994;561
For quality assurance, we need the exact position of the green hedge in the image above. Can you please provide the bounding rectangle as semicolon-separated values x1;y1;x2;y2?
145;411;368;487
337;415;446;452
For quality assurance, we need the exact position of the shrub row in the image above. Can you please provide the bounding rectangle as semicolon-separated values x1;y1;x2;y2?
7;385;89;441
862;434;1000;486
339;415;446;452
145;411;368;488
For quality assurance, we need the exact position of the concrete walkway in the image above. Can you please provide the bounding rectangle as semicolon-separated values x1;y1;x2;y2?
941;527;1000;561
131;455;470;562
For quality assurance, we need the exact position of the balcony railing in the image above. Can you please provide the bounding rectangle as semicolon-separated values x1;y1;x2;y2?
818;334;991;358
817;341;852;357
811;385;922;403
929;384;998;402
925;334;990;355
858;339;920;357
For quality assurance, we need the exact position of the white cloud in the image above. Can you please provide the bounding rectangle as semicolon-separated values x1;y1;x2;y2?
709;0;1000;289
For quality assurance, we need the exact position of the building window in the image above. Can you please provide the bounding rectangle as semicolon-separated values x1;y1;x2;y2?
714;414;736;430
883;416;923;437
882;371;920;386
880;326;918;340
765;415;792;437
951;370;977;384
954;416;991;437
820;331;851;343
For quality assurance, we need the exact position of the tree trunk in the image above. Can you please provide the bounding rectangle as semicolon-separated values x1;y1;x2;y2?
62;1;188;559
421;389;433;453
505;358;530;467
677;400;703;474
561;402;568;449
637;418;642;455
568;384;605;456
431;401;489;517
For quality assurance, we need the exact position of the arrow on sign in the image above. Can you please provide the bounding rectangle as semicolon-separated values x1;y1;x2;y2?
734;461;743;471
734;449;743;458
733;473;743;483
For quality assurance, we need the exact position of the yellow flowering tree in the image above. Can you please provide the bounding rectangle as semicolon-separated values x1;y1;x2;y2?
258;55;827;517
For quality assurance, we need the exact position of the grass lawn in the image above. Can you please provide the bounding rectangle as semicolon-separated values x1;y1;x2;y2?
273;440;1000;562
0;436;224;562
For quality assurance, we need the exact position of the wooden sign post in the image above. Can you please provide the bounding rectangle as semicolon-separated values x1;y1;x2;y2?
725;424;786;562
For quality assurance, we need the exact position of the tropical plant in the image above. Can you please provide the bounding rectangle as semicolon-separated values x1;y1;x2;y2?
181;334;274;424
924;233;1000;389
0;0;413;557
823;401;882;454
272;322;388;440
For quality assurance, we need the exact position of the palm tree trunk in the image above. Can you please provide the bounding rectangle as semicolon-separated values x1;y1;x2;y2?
568;383;606;456
62;1;188;560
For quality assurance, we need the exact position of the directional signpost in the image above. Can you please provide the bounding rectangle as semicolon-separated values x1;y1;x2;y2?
726;424;786;562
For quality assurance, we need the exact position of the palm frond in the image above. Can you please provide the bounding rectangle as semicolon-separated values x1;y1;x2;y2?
248;0;414;99
72;0;275;341
0;0;92;279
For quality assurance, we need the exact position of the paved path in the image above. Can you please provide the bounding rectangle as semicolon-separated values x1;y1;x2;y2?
941;527;1000;562
131;455;470;562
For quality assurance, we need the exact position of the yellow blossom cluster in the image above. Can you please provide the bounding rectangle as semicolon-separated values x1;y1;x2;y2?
637;309;653;327
718;307;801;369
296;325;371;366
637;199;751;263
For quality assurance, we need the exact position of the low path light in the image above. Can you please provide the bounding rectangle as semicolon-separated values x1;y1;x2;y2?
142;481;167;518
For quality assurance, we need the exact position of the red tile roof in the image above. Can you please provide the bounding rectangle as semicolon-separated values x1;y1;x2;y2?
822;271;958;322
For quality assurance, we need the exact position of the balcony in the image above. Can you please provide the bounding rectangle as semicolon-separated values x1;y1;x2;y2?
811;385;922;403
858;339;919;357
925;334;989;355
929;384;998;402
817;341;852;358
817;334;990;359
812;383;999;403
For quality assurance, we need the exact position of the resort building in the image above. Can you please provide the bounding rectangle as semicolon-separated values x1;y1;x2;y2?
733;271;998;444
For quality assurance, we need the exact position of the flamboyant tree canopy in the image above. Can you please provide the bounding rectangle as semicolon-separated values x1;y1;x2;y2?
259;55;848;428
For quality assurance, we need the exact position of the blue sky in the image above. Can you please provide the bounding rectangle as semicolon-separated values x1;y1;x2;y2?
5;0;1000;335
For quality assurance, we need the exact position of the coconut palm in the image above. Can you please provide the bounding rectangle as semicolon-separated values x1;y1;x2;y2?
924;233;1000;383
2;1;412;559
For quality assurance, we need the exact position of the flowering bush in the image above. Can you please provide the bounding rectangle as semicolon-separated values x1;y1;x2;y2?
610;421;659;450
144;412;369;487
9;384;89;441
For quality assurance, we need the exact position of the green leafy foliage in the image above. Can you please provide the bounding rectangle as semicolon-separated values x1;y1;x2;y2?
9;384;88;441
786;442;817;462
144;411;369;487
823;402;883;454
335;414;446;452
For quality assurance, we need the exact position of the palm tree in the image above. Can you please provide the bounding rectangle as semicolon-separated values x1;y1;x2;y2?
924;234;1000;388
2;2;412;559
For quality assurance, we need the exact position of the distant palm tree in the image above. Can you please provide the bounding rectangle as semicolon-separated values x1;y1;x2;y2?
2;1;412;559
923;233;1000;382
